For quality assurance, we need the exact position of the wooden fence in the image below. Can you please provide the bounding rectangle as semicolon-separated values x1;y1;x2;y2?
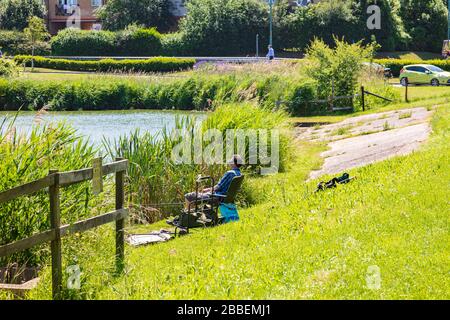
276;85;393;113
0;158;129;299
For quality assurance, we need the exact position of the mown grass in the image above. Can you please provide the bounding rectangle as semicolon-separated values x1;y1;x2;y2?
18;105;449;300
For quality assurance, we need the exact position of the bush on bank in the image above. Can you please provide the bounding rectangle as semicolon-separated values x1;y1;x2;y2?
13;55;195;73
50;27;163;56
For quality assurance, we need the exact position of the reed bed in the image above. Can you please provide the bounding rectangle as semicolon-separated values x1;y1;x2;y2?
103;103;293;223
0;114;98;267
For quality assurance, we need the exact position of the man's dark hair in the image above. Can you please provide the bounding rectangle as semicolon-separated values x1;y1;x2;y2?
233;155;243;168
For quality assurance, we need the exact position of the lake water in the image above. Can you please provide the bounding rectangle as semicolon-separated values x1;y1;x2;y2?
0;110;206;145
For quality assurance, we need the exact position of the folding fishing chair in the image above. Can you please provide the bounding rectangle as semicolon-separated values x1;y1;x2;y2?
168;174;245;234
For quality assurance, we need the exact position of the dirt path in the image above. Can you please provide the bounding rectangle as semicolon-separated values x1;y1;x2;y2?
295;107;433;180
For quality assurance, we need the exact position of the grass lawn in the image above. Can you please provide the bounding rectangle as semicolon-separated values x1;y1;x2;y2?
18;67;193;82
376;51;442;60
13;103;449;300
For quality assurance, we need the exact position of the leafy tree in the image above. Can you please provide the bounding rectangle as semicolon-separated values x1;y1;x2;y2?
400;0;448;51
23;16;49;70
277;0;409;52
179;0;269;55
352;0;410;51
305;38;376;101
96;0;173;32
0;0;46;30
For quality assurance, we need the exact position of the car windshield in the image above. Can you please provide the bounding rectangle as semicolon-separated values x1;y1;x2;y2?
426;65;444;72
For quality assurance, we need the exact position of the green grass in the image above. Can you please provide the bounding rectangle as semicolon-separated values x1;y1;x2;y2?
18;67;194;82
17;105;449;300
376;51;442;60
393;85;450;102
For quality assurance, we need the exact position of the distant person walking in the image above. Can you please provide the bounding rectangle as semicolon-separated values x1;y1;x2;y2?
267;45;275;61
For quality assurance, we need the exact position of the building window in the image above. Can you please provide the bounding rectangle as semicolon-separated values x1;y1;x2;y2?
91;0;102;7
59;0;78;5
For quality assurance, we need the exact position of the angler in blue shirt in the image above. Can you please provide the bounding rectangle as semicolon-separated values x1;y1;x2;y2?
184;155;242;208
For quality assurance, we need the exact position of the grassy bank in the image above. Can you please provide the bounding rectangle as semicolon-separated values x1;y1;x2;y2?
0;61;397;116
17;105;449;300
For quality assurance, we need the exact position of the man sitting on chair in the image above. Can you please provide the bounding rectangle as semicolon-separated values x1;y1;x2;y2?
184;154;243;210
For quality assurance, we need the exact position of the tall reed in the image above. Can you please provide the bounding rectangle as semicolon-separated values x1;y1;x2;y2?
0;115;97;267
103;103;293;222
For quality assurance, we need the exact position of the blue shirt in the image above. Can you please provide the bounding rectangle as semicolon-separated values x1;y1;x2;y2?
215;168;241;195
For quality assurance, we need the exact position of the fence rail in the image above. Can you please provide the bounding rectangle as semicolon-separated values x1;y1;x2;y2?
276;85;393;113
0;158;129;299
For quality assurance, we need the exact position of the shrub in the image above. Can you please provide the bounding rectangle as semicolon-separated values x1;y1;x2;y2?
50;29;116;56
50;27;165;56
305;38;375;107
161;32;187;56
0;30;50;56
0;58;18;77
13;55;195;73
115;27;163;56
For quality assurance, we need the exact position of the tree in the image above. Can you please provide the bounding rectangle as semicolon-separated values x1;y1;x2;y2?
24;16;49;71
351;0;410;51
305;38;376;103
96;0;173;32
277;0;409;52
179;0;269;56
400;0;448;52
0;0;46;30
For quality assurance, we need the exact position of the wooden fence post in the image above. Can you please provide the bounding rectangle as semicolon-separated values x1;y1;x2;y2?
330;78;335;111
115;158;125;273
49;169;62;300
405;82;409;102
361;86;365;111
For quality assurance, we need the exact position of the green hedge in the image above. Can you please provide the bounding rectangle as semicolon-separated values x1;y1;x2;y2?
0;30;50;56
50;27;163;56
13;55;196;73
374;59;450;77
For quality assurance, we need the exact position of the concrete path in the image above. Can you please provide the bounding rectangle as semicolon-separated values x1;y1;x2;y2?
295;107;433;180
